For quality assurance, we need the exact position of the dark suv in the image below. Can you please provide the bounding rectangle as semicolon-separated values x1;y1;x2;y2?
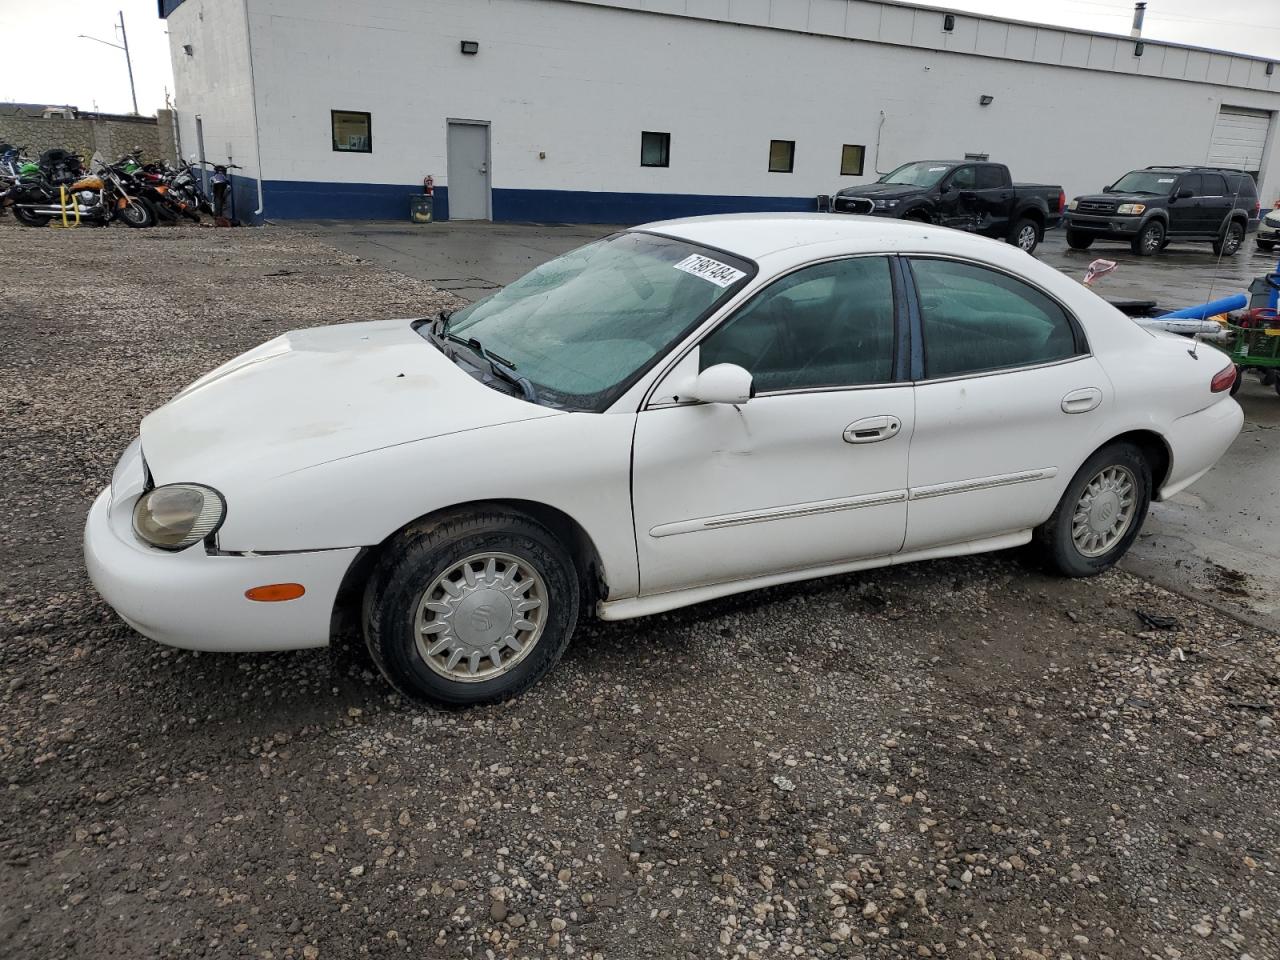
1064;166;1259;257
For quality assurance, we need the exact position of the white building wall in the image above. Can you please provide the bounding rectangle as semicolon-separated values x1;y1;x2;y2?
165;0;1280;221
166;0;259;179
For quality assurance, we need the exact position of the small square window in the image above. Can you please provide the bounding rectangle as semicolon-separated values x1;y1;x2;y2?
768;139;795;173
840;144;865;176
331;110;371;153
641;131;670;168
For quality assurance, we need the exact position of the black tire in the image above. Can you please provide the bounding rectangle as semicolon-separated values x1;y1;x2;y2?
1213;220;1246;257
1009;216;1041;253
12;206;50;228
1259;240;1275;252
1065;230;1094;250
903;210;931;224
117;197;157;228
1131;220;1165;257
1231;366;1245;396
363;508;579;707
1034;442;1152;578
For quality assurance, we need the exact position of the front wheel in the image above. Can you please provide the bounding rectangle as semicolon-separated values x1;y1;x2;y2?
117;197;157;228
1213;221;1245;257
1034;443;1151;577
1131;221;1165;257
1009;217;1041;254
1066;230;1094;250
363;509;580;707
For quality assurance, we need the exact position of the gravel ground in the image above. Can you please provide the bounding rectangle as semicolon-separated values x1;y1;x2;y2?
1;218;1278;960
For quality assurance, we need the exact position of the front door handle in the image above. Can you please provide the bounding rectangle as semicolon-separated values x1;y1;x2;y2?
844;415;902;443
1061;387;1103;414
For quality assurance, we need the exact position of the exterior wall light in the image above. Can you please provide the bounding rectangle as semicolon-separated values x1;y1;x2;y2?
1134;41;1145;57
1268;63;1276;76
182;43;194;56
460;40;479;55
979;95;994;106
943;14;955;32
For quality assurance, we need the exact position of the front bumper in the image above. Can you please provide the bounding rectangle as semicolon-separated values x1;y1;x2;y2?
1063;213;1142;237
84;484;361;652
1258;220;1280;242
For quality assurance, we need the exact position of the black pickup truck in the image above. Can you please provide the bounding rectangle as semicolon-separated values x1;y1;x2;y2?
832;160;1066;254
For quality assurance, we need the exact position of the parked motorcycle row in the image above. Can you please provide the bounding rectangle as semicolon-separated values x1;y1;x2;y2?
0;144;240;228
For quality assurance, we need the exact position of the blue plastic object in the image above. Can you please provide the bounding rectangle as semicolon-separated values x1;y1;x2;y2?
1156;293;1248;321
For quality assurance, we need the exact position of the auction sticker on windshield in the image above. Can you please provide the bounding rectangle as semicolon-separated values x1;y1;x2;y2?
674;254;746;288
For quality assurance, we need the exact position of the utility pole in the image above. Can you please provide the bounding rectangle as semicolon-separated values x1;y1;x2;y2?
77;10;139;115
119;10;138;115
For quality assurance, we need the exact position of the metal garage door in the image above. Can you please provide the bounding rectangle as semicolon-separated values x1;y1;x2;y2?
1207;106;1271;178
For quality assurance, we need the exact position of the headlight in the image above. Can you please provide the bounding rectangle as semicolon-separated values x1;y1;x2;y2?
1068;199;1079;211
1117;203;1146;215
873;199;899;209
132;483;226;551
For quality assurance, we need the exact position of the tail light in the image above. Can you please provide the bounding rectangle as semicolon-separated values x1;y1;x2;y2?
1058;190;1066;212
1211;363;1236;393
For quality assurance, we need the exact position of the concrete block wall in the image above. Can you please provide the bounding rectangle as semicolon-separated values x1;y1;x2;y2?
0;114;171;164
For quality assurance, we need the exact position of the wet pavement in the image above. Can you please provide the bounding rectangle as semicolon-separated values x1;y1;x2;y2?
295;219;1280;631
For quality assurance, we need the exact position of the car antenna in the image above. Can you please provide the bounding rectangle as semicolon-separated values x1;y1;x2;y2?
1191;165;1248;359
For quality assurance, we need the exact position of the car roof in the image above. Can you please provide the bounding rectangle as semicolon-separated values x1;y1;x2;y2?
637;212;1000;261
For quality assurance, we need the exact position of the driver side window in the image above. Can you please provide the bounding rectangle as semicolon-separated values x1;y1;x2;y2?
948;166;977;190
699;257;896;393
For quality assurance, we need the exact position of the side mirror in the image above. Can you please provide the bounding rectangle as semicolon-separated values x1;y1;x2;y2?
1175;188;1193;199
689;363;753;405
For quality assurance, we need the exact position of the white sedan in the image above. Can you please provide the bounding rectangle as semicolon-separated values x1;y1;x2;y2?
85;214;1243;706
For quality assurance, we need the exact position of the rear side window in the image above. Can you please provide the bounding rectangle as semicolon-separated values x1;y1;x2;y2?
910;259;1082;379
1224;173;1257;198
975;165;1005;189
700;256;896;392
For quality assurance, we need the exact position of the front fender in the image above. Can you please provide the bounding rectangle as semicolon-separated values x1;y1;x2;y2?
213;412;643;600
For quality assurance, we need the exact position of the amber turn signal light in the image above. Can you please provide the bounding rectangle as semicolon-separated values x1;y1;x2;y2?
245;583;306;602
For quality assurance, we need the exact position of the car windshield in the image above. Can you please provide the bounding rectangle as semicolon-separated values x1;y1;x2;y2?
440;232;753;411
878;161;951;187
1106;171;1179;195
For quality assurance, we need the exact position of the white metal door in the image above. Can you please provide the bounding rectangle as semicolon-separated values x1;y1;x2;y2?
631;388;914;596
446;121;490;221
1207;106;1271;177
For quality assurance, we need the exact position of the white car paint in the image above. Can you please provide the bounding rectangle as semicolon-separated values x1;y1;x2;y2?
85;214;1243;653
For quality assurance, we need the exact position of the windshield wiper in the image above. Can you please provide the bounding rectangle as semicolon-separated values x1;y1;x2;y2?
447;333;539;404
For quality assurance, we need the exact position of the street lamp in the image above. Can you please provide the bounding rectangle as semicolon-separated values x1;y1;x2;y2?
77;10;139;115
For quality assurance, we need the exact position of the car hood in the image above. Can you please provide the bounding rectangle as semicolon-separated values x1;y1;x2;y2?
1074;192;1152;204
140;318;557;490
835;183;923;200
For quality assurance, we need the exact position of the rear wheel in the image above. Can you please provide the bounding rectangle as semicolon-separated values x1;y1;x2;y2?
1066;230;1094;250
1213;220;1245;257
1259;240;1275;252
1131;220;1165;257
13;206;50;228
1035;442;1152;577
1232;366;1245;396
1009;217;1041;253
363;509;580;707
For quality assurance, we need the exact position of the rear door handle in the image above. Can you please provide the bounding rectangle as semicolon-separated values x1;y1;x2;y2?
844;415;902;443
1061;387;1103;414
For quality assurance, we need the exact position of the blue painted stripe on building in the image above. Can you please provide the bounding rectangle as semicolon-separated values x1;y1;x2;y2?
262;180;449;221
493;187;816;224
255;178;816;225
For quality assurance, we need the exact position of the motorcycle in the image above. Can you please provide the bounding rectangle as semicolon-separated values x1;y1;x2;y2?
10;153;157;228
